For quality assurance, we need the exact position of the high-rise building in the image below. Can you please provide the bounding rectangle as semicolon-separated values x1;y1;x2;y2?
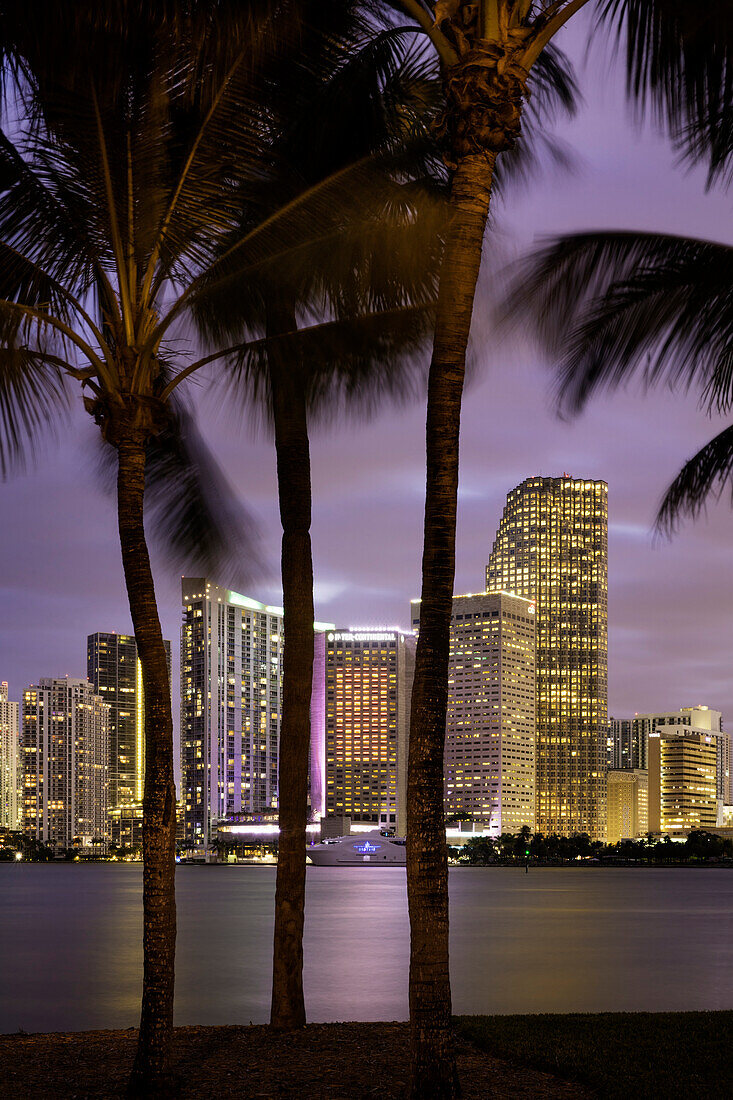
324;629;415;833
486;475;608;839
1;682;20;830
606;769;648;842
22;677;109;849
180;578;333;848
608;717;646;771
412;591;535;834
648;731;718;833
630;706;729;802
87;632;172;809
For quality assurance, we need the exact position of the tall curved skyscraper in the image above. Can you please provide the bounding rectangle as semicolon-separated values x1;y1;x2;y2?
486;475;608;839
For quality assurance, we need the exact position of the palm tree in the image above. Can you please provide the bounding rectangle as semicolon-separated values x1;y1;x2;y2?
192;8;447;1030
0;2;381;1091
503;224;733;531
367;2;733;1095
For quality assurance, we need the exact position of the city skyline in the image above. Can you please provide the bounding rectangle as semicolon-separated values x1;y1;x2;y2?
2;17;733;728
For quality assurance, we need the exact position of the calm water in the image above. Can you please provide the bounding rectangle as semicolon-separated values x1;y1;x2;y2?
2;865;733;1033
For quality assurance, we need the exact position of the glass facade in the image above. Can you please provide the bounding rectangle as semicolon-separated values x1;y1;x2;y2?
87;632;171;809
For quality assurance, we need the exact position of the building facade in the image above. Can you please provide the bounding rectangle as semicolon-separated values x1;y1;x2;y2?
22;677;109;849
324;629;415;833
412;591;535;834
608;717;647;771
486;475;608;839
181;578;333;848
606;769;648;842
632;706;729;803
648;731;718;833
0;681;20;829
87;632;171;810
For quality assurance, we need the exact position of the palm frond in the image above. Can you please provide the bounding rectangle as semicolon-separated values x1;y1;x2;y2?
0;346;69;475
656;423;733;533
96;396;261;589
217;303;436;425
600;0;733;181
506;230;733;413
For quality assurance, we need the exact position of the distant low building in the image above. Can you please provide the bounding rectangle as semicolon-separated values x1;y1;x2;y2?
108;803;143;850
606;769;648;842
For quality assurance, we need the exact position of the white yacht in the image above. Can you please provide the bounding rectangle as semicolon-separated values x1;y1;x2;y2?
307;830;406;866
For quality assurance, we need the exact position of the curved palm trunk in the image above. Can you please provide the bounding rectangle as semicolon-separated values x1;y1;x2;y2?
269;316;315;1030
119;435;177;1097
407;151;495;1100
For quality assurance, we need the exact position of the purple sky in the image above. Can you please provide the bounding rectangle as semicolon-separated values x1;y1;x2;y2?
2;15;732;739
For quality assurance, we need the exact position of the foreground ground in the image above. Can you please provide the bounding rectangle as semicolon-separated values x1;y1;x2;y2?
456;1011;733;1099
2;1012;731;1098
1;1022;588;1099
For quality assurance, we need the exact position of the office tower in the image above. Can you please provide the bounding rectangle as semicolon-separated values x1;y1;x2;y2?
1;682;20;829
411;591;536;834
487;475;608;839
606;769;648;842
22;677;109;849
608;717;647;771
87;632;172;809
631;706;729;802
324;629;415;832
181;578;334;848
648;731;717;833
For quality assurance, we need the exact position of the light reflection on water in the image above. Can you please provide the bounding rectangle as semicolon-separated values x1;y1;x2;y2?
2;865;732;1033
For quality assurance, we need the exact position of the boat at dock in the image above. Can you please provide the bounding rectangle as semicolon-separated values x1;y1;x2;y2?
307;830;406;866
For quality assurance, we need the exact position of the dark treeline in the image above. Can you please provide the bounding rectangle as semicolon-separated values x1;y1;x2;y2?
460;829;733;865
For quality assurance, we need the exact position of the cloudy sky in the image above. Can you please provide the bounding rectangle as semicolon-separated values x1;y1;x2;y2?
2;13;732;734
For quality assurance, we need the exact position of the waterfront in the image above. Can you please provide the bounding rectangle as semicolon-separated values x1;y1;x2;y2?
3;865;733;1034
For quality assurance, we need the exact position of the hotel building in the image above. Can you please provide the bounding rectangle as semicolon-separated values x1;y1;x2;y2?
324;629;415;833
411;592;536;834
87;632;172;809
181;578;333;848
1;681;20;829
21;677;109;849
487;475;608;839
606;768;648;842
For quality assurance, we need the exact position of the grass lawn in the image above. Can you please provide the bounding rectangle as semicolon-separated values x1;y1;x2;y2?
456;1011;733;1099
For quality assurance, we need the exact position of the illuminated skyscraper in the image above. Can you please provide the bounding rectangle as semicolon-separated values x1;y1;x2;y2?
181;578;333;848
486;475;608;839
0;681;20;829
324;629;415;833
22;677;109;849
87;632;171;809
411;592;536;833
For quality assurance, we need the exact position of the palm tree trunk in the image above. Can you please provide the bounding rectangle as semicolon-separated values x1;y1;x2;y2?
269;311;315;1030
119;434;177;1097
407;151;496;1100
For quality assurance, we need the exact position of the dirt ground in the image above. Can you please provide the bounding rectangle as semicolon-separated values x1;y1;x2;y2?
0;1022;592;1099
